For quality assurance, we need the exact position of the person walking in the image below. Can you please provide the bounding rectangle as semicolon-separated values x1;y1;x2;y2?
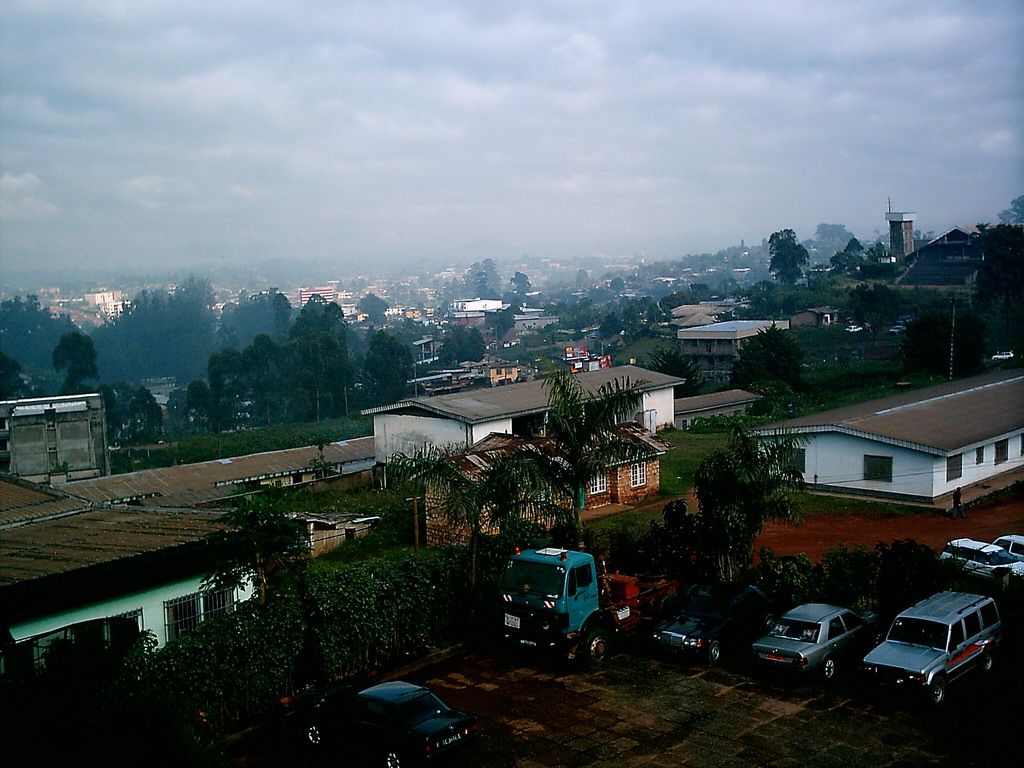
951;486;965;519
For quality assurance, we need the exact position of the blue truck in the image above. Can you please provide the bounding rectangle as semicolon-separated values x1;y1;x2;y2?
499;546;679;666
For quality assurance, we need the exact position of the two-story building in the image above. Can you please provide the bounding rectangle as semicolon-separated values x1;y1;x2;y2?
676;320;790;384
0;394;109;482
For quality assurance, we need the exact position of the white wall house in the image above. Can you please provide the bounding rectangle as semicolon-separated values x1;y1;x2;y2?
366;365;682;465
756;371;1024;502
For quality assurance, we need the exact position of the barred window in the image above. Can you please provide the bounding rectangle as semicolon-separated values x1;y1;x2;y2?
789;448;806;474
946;454;962;482
630;462;647;488
995;439;1008;465
863;455;893;483
588;472;607;495
976;447;984;465
164;587;235;642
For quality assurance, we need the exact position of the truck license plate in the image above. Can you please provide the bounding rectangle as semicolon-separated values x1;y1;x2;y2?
504;614;520;629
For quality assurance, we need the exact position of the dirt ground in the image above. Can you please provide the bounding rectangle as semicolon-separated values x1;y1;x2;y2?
754;491;1024;561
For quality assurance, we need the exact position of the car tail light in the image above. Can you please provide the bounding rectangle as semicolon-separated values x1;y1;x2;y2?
797;657;808;667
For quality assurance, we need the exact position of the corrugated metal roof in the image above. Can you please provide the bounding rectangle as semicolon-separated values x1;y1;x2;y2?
0;479;91;528
63;437;375;508
675;389;760;413
756;371;1024;454
0;506;225;586
365;365;681;423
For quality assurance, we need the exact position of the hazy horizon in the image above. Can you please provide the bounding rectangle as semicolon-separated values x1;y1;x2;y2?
2;1;1022;277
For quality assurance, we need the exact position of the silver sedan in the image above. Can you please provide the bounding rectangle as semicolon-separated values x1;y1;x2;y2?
752;603;877;680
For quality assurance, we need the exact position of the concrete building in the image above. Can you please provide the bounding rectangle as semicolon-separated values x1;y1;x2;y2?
886;210;915;261
674;389;761;429
789;307;840;329
755;371;1024;503
365;365;681;465
676;320;790;384
0;394;109;483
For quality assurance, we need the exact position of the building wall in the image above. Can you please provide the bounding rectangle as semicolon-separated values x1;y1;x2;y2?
675;403;752;430
638;389;676;431
797;430;1024;501
607;459;661;504
9;575;254;648
375;413;472;464
1;395;108;482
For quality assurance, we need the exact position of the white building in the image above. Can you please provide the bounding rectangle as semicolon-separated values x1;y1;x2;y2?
755;371;1024;502
365;365;681;464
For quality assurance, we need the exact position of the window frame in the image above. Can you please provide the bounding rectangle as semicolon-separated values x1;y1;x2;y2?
945;453;962;482
863;454;893;483
630;461;647;488
588;472;607;495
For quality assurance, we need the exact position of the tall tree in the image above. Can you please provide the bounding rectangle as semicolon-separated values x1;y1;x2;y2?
357;293;389;325
998;194;1024;224
362;331;413;407
693;426;803;581
219;288;292;347
123;386;164;444
389;447;560;586
900;307;986;378
437;325;486;365
0;348;24;399
646;346;703;397
533;369;648;543
203;495;309;604
510;271;532;296
768;229;809;285
0;295;76;374
975;224;1024;337
52;331;99;394
730;326;804;390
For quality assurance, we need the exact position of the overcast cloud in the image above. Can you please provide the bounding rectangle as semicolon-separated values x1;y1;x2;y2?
2;0;1022;275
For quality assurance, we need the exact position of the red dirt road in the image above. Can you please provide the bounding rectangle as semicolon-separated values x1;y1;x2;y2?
755;493;1024;561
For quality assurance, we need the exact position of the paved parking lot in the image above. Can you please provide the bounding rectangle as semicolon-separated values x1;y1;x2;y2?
229;640;1016;767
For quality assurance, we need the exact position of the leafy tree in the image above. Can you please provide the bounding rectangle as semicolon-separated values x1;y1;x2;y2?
900;307;986;378
52;331;99;394
693;425;803;581
123;386;164;444
730;326;804;390
0;348;25;399
810;224;856;261
645;345;703;396
284;332;351;421
183;379;216;433
437;325;486;365
289;295;348;342
362;331;413;407
848;283;901;328
240;334;286;427
389;447;560;586
219;289;292;347
845;237;864;253
532;369;648;544
203;495;309;604
975;224;1024;337
356;293;389;325
466;259;501;300
206;347;246;432
998;194;1024;224
768;229;809;285
510;271;532;295
0;295;77;374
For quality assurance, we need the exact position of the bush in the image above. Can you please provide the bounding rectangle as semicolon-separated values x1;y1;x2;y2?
815;543;878;612
750;548;816;606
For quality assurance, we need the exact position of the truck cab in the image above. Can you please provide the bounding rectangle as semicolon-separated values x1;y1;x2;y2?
500;547;599;653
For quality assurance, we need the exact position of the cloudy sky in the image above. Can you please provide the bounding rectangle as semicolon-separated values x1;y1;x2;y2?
2;0;1022;276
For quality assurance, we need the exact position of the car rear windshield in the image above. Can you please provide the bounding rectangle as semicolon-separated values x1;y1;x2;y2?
393;692;449;725
502;560;565;598
985;550;1016;565
887;617;948;649
769;619;819;642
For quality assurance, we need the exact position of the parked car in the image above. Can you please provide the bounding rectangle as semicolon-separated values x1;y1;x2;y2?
651;583;777;664
751;603;878;680
845;325;863;333
305;681;477;766
861;591;1000;707
992;534;1024;563
991;351;1014;361
939;538;1024;579
888;324;906;334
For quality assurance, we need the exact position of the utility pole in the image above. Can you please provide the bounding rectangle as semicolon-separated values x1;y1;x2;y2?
948;298;956;381
406;495;423;553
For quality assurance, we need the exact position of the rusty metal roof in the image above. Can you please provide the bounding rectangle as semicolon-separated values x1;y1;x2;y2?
62;437;375;508
0;505;225;588
756;371;1024;454
363;365;682;423
675;389;760;414
0;478;90;529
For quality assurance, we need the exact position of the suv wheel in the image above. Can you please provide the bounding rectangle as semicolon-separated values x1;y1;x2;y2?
928;676;947;707
307;725;322;747
981;650;994;674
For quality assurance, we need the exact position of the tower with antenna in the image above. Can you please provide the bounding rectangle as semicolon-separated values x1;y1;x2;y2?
885;199;915;261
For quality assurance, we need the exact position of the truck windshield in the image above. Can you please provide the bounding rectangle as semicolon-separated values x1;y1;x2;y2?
502;560;565;598
887;617;948;650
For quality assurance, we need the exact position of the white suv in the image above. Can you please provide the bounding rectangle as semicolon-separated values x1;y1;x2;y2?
992;534;1024;563
940;538;1024;579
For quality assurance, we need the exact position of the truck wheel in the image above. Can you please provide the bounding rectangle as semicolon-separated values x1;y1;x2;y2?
706;639;722;665
927;676;947;707
581;626;610;667
981;650;994;674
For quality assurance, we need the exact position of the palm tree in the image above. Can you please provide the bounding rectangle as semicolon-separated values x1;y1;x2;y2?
692;425;803;581
533;369;649;545
388;446;564;586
